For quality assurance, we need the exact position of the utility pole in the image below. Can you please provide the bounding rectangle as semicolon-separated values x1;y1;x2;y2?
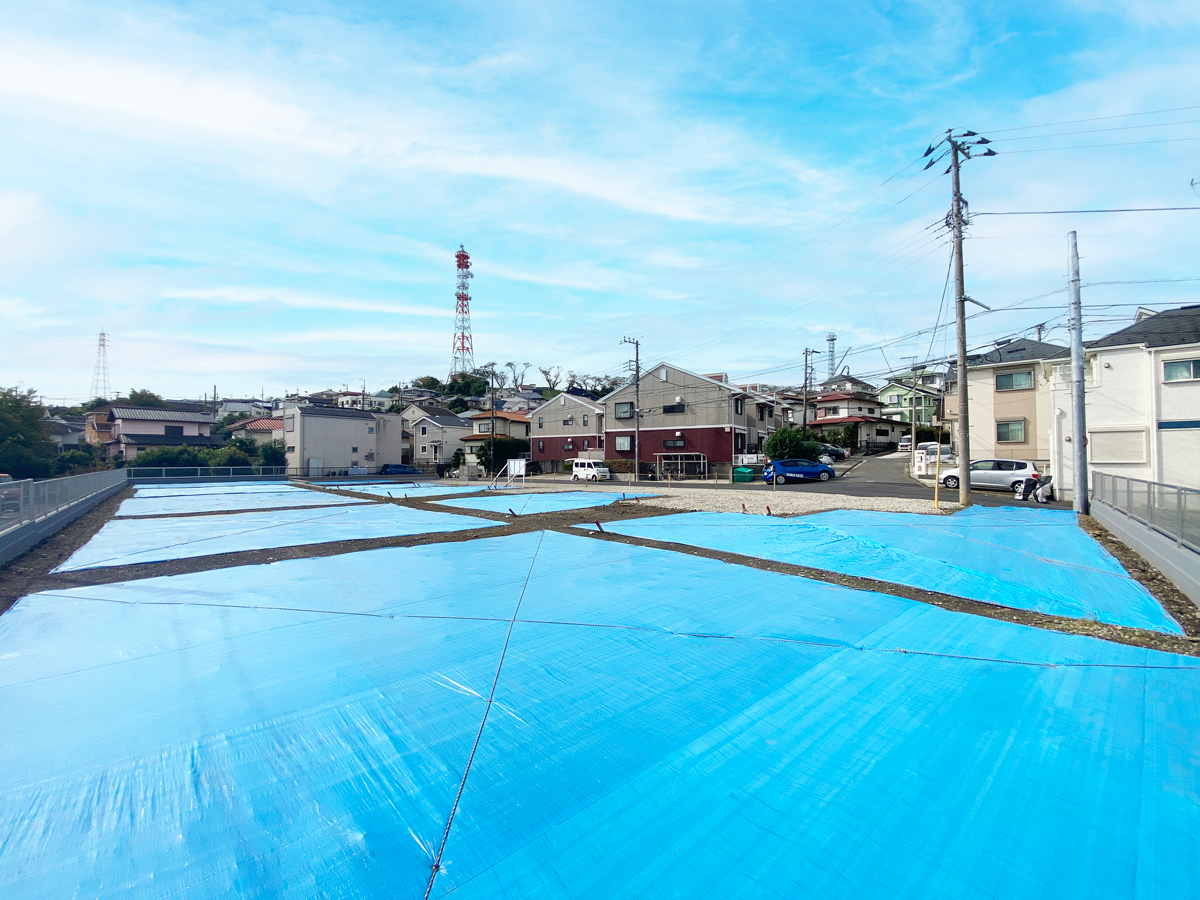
923;128;994;506
801;348;820;434
489;367;496;476
1068;231;1089;514
622;337;641;483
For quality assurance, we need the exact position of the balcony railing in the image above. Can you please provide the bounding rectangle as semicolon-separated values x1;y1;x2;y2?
1092;472;1200;554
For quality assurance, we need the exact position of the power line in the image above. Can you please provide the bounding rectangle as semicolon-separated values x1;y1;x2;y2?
982;103;1200;135
975;207;1200;216
1003;135;1200;154
988;117;1200;142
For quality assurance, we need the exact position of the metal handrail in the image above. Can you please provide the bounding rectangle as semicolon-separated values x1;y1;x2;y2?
126;466;289;479
0;469;128;537
1092;471;1199;554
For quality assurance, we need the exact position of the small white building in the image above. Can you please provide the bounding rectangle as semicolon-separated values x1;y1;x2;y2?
1049;304;1200;496
276;406;409;476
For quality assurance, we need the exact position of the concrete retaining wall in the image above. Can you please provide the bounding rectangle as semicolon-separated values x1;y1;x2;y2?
0;480;128;568
1091;499;1200;609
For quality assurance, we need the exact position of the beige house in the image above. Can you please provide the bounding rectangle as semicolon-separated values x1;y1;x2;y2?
530;393;605;465
102;406;222;460
276;406;408;476
411;413;473;469
945;338;1068;466
461;410;532;465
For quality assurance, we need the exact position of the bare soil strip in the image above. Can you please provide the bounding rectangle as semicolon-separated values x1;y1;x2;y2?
3;485;1196;657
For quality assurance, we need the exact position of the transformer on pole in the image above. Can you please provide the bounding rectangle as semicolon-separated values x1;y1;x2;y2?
449;245;475;381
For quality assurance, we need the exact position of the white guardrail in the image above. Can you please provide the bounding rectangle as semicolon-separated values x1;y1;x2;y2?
1092;471;1200;554
0;469;128;538
126;466;289;479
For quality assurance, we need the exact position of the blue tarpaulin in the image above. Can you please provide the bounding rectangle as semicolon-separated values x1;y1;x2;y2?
435;489;652;514
54;504;501;571
329;483;511;497
582;507;1182;634
3;530;1198;898
117;488;366;516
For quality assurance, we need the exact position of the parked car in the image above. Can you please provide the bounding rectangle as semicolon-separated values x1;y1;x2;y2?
819;444;848;461
380;463;421;475
571;459;611;482
898;435;912;452
916;442;953;460
763;458;835;484
940;458;1040;492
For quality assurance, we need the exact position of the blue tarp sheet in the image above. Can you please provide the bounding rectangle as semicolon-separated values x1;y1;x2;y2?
132;481;293;495
117;488;367;516
329;482;511;497
435;489;652;514
54;504;500;571
581;507;1182;634
3;530;1198;899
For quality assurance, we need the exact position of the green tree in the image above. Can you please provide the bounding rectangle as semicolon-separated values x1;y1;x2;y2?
207;446;252;467
225;436;259;456
0;388;55;478
764;427;823;462
212;411;251;439
412;375;444;392
446;396;469;414
259;440;287;467
473;436;529;474
448;447;465;469
127;389;165;407
81;397;110;411
53;441;110;476
127;446;211;468
444;370;489;397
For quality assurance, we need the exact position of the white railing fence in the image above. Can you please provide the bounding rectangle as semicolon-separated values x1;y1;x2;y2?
1092;472;1200;554
0;469;128;537
126;466;289;479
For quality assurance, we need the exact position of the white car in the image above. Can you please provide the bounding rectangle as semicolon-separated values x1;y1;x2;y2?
898;436;912;452
571;459;611;482
941;458;1040;492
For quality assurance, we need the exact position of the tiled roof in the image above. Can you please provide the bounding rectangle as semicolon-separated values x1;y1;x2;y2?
234;417;283;431
967;338;1068;367
109;407;216;424
1088;304;1200;350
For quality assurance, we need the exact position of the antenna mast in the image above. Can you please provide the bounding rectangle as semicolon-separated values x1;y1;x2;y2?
449;245;475;380
826;332;837;380
89;330;111;402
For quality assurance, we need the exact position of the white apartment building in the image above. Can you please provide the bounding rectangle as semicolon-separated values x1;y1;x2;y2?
276;406;408;476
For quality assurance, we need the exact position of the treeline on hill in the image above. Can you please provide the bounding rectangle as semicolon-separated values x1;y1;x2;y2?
0;387;286;480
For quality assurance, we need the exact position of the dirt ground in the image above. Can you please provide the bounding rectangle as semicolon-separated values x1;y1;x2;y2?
2;485;1197;659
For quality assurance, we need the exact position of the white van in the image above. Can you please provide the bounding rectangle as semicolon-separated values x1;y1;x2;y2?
571;459;611;482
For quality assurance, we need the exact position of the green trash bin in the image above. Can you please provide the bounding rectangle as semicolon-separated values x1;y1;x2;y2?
733;466;756;483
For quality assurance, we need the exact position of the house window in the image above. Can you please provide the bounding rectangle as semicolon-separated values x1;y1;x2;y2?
735;432;745;451
538;440;544;452
996;420;1026;443
1164;359;1200;382
582;439;589;450
284;416;295;432
478;422;492;432
615;402;635;419
888;394;900;405
368;426;375;434
995;370;1034;391
421;445;428;454
663;403;685;414
538;416;544;428
286;445;295;452
876;428;890;437
615;435;632;451
582;414;589;426
824;406;839;416
663;439;685;448
420;425;427;436
563;416;574;425
164;425;183;436
735;399;744;415
867;408;875;414
351;446;358;453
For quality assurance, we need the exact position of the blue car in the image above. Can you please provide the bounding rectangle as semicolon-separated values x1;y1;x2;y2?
763;458;835;484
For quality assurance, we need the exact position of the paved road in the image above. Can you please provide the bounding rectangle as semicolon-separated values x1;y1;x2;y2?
556;454;1071;510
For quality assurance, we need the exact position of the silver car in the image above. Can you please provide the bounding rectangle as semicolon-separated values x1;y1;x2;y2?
940;458;1039;492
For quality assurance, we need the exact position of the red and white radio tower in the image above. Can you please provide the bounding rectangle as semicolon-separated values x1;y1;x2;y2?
449;244;475;380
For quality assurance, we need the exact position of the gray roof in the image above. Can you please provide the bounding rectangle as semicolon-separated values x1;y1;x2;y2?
416;414;473;428
109;406;216;424
967;338;1068;368
290;406;376;420
114;434;225;447
1088;304;1200;350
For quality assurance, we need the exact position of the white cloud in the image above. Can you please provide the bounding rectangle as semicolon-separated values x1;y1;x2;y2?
159;286;454;318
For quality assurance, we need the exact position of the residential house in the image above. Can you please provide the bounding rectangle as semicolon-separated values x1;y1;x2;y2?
43;413;86;451
228;416;284;447
944;338;1069;467
336;390;394;411
530;393;605;467
103;406;222;460
461;410;533;465
809;378;904;450
218;399;273;419
879;371;943;427
603;364;774;479
411;413;473;470
276;406;408;476
1048;304;1200;496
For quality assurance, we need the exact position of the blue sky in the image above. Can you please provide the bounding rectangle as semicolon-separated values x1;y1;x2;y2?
2;0;1199;403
